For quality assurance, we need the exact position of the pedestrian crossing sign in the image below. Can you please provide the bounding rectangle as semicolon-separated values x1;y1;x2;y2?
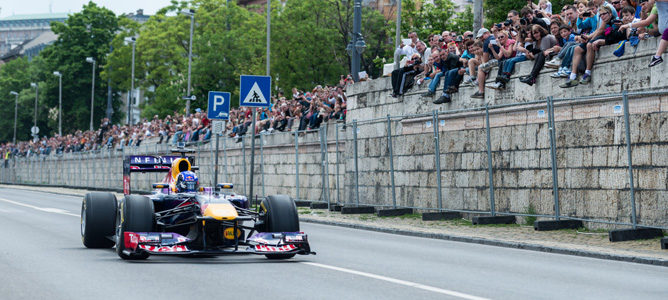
240;75;271;108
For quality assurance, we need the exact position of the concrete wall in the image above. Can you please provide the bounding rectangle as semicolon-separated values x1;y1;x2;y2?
342;38;668;228
1;38;666;229
1;129;342;204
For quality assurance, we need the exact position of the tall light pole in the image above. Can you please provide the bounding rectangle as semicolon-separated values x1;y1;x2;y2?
394;0;402;70
180;9;195;117
53;71;62;136
86;57;96;131
124;37;136;125
473;0;483;34
346;0;366;82
30;82;38;141
9;91;19;144
106;46;113;121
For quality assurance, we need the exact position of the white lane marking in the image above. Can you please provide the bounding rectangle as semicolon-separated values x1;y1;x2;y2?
0;197;79;217
302;262;489;300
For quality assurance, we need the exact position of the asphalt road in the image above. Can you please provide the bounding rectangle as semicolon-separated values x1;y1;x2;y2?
0;187;666;300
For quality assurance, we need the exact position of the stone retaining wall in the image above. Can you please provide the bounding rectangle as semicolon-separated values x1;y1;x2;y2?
1;38;666;229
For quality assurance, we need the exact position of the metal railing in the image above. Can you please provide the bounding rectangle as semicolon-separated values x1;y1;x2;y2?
1;89;667;230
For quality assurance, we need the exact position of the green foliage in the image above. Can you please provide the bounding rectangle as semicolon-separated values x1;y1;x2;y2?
40;1;121;132
484;0;570;28
524;203;537;226
398;0;474;39
0;58;43;142
272;0;346;91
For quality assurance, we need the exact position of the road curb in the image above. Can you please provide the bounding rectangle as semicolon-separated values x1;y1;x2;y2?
300;217;668;267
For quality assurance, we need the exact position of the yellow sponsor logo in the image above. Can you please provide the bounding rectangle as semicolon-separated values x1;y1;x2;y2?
223;227;242;240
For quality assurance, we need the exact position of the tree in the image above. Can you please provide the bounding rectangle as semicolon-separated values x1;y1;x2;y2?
40;1;121;133
398;0;474;39
271;0;346;91
191;0;266;108
484;0;570;27
0;58;45;142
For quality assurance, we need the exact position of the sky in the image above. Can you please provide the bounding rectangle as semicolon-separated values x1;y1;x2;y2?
0;0;174;18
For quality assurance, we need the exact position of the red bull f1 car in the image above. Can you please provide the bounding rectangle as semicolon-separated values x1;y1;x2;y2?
80;148;314;260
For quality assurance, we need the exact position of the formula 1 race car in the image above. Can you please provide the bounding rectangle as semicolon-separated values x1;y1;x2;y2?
80;147;314;260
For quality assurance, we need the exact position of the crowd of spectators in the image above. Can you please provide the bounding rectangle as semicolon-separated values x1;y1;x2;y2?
1;80;349;159
390;0;667;104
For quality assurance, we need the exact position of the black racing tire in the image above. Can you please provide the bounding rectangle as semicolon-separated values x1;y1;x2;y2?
81;192;117;248
261;195;299;259
116;194;154;260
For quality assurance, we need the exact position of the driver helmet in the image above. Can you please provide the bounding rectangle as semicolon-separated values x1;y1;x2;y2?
175;171;199;192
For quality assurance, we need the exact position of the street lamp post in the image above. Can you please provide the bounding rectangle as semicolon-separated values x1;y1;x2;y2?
53;71;62;136
30;82;38;141
86;57;96;131
346;0;366;82
9;91;19;144
124;37;136;125
180;9;195;116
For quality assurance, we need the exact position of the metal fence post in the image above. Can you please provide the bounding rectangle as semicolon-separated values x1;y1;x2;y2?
387;114;397;208
335;123;341;205
223;135;228;182
485;105;496;216
547;96;561;220
622;91;637;228
79;152;83;188
323;123;330;210
260;133;265;197
353;120;360;206
319;126;326;204
242;135;247;197
432;110;443;210
295;130;300;201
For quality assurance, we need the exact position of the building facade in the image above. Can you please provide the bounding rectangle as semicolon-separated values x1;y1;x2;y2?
0;13;67;57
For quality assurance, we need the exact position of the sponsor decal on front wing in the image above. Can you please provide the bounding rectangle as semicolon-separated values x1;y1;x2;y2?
139;245;189;252
254;244;297;252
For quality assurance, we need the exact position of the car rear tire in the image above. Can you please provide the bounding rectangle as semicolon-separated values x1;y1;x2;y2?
81;192;117;248
261;195;299;259
116;194;154;260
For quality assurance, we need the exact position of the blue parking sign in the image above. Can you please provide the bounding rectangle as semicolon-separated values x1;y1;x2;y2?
239;75;271;108
207;91;230;120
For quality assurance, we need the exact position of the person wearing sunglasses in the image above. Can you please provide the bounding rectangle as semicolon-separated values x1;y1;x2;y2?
519;25;559;85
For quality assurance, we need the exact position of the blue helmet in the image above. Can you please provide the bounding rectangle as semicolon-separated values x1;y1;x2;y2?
176;171;199;192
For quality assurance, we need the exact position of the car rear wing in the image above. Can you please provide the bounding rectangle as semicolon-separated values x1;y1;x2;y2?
123;155;196;194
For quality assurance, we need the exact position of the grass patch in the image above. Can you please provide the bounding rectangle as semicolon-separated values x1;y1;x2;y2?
359;214;377;221
298;209;312;214
524;204;537;226
379;213;422;220
449;218;473;226
478;223;521;228
578;227;608;233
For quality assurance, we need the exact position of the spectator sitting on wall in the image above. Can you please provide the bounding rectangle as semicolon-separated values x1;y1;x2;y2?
519;24;559;86
390;53;423;97
548;24;579;78
420;48;445;96
560;5;631;87
471;28;499;99
488;28;532;90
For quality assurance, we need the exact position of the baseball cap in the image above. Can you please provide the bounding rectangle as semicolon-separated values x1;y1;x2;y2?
476;28;489;39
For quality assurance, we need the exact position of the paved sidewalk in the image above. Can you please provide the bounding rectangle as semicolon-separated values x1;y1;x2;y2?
5;184;666;266
298;208;667;266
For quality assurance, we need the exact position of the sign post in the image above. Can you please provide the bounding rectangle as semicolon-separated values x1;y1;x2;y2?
239;75;271;201
207;91;231;189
